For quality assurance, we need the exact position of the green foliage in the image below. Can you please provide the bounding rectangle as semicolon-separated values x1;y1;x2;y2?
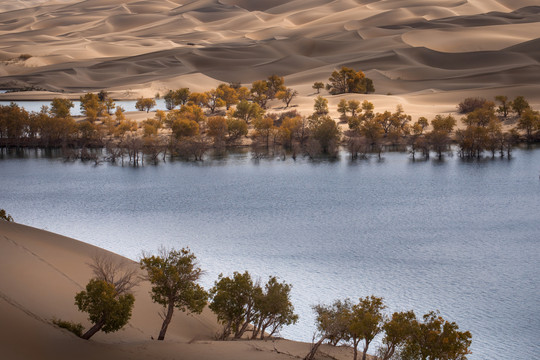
308;298;471;360
312;96;329;117
378;311;417;360
175;88;191;106
80;93;105;121
462;104;497;127
251;80;269;108
312;82;324;94
52;319;84;337
327;67;374;95
0;209;14;222
310;116;340;154
337;99;349;118
252;276;298;339
518;108;540;142
428;115;456;159
347;296;386;360
511;96;530;117
266;74;286;100
140;248;207;340
431;115;456;133
164;90;176;110
313;299;352;346
233;100;264;124
360;117;384;146
494;95;509;118
226;117;248;140
209;271;260;339
401;311;472;360
75;278;135;339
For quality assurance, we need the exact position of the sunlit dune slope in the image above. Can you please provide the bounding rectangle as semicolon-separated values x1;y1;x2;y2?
0;0;538;106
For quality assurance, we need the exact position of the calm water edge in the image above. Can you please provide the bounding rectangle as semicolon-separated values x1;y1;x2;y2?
1;148;539;359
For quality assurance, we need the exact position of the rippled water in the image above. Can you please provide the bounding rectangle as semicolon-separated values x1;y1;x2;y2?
1;148;539;359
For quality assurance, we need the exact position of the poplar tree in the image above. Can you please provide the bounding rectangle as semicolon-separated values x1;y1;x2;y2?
140;248;207;341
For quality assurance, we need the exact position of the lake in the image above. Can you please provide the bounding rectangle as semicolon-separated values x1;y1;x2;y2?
0;148;539;359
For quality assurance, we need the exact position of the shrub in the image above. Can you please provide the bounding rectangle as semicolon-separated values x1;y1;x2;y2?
52;319;84;337
457;97;488;114
0;209;14;222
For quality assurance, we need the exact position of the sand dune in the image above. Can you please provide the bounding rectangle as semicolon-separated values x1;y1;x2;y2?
0;220;360;360
0;0;538;115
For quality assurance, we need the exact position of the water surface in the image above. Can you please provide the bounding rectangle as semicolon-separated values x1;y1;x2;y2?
1;149;539;359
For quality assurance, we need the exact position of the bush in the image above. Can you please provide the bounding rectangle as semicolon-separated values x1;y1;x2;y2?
52;319;84;337
457;97;488;114
0;209;14;222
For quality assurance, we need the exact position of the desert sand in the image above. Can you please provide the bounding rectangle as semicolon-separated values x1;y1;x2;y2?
0;0;539;121
0;220;360;360
0;1;538;358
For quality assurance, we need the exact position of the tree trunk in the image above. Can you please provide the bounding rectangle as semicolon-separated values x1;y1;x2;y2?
304;336;326;360
158;301;175;340
81;319;105;340
353;338;360;360
235;319;251;339
361;340;371;360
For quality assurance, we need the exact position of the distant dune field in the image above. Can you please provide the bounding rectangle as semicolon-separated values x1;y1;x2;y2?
0;0;539;118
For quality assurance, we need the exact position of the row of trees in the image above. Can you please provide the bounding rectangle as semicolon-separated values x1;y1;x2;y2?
160;75;298;114
306;297;471;360
71;248;297;343
68;248;471;360
457;95;530;118
1;88;538;164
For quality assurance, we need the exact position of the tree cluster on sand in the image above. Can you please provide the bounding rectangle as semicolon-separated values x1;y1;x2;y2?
1;67;538;164
305;297;471;360
53;246;471;360
60;248;298;343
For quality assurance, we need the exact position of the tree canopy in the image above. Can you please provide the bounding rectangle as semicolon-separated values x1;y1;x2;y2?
75;278;135;340
326;67;374;95
140;248;208;340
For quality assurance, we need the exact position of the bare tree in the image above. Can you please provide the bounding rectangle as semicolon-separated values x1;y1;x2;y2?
88;253;140;295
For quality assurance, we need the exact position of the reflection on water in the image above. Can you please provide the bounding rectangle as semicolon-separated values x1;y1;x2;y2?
1;149;539;360
0;99;168;116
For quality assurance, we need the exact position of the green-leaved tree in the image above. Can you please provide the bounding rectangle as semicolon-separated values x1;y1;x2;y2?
75;279;135;340
140;248;208;341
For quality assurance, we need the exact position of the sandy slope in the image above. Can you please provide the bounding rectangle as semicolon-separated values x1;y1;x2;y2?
0;221;358;360
0;0;538;116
